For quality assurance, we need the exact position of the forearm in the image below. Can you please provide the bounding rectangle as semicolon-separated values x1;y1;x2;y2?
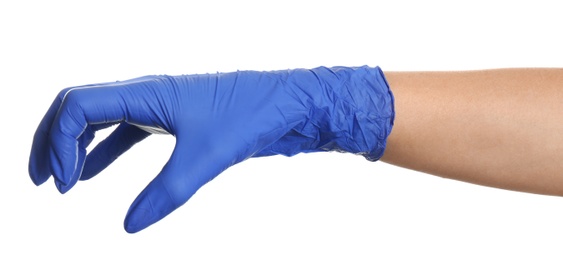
381;68;563;196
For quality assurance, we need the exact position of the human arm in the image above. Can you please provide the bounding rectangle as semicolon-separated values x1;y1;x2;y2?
29;65;562;234
381;68;563;196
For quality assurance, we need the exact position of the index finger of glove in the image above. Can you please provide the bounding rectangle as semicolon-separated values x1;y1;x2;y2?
43;76;160;189
48;85;132;188
29;86;74;185
29;77;158;186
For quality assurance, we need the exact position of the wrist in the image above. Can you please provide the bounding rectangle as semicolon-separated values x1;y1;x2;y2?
270;66;395;161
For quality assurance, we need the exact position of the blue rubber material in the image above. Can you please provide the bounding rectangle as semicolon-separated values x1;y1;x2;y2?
29;65;395;233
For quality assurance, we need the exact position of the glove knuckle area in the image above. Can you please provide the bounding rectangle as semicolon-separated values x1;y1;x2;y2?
56;86;78;102
60;88;87;107
53;94;88;138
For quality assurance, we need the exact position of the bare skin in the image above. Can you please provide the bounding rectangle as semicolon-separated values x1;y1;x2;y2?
381;69;563;196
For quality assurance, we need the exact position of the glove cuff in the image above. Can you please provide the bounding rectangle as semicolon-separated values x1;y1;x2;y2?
314;66;395;161
360;66;395;161
275;65;395;161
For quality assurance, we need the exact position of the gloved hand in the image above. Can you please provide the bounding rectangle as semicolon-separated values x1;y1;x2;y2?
29;66;395;233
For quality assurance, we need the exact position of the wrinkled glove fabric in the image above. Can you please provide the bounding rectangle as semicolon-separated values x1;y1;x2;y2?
29;66;395;233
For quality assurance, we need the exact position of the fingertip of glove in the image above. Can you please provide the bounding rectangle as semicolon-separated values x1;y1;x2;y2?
29;172;49;186
49;160;71;187
124;222;141;234
124;207;152;233
28;161;49;186
55;179;72;194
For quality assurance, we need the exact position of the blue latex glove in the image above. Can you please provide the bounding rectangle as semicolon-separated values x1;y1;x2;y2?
29;66;395;233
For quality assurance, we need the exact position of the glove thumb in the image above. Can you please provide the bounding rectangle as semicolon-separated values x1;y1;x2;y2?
123;134;242;233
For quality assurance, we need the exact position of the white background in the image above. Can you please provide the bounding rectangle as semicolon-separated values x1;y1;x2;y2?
1;0;562;259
